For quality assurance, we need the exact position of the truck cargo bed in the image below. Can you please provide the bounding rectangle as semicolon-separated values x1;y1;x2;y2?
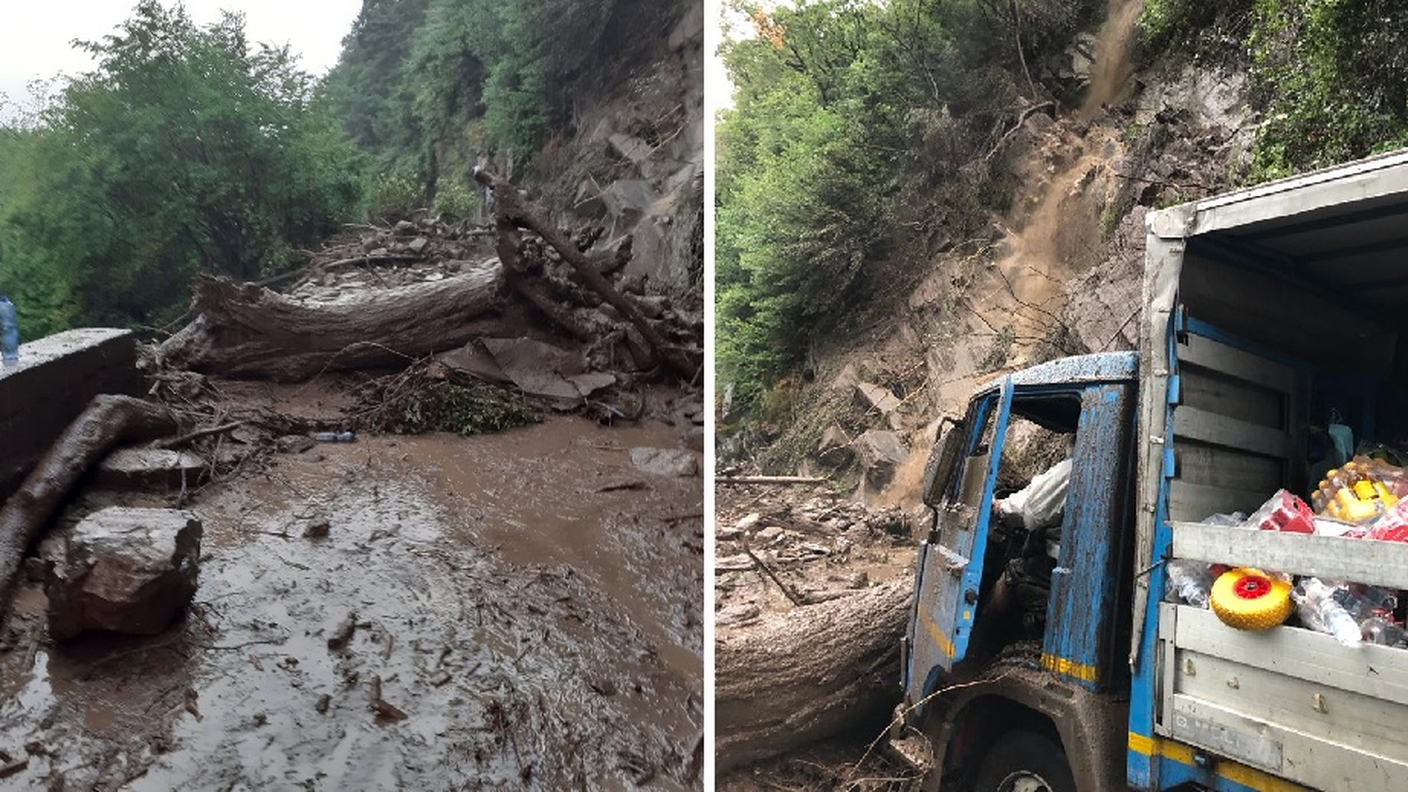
1158;523;1408;791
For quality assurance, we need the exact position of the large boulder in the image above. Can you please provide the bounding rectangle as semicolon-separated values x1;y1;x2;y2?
43;507;202;640
852;429;910;489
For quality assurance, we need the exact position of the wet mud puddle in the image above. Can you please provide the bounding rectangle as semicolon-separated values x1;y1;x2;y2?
0;416;704;791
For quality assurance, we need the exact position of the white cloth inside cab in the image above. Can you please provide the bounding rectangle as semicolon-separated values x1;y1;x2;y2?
996;457;1072;533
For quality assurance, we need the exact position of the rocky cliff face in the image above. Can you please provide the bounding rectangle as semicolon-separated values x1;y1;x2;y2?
534;2;704;302
746;28;1259;503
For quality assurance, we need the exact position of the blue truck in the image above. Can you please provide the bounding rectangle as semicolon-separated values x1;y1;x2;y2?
891;149;1408;792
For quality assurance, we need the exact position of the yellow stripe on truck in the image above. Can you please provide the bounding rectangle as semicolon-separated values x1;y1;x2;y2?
1041;653;1098;682
1127;732;1312;792
919;611;955;658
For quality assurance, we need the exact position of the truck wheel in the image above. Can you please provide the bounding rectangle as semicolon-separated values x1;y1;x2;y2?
970;730;1075;792
1210;567;1293;630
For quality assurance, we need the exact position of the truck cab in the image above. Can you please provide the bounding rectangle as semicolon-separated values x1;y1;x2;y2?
896;149;1408;792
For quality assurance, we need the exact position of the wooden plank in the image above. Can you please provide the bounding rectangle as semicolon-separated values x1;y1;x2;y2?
1166;694;1408;792
1171;522;1408;589
1173;406;1289;458
1174;444;1283;492
1178;333;1296;395
1167;480;1270;523
1172;605;1408;707
1179;367;1285;428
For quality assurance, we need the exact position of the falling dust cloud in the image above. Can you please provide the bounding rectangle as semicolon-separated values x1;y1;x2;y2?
880;0;1143;510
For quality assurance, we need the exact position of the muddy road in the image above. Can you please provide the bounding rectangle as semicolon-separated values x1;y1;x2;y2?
0;415;703;791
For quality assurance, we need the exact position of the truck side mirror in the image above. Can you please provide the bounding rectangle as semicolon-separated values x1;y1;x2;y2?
922;419;964;508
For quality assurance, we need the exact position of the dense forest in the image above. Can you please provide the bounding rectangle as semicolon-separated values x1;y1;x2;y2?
0;0;687;339
716;0;1408;416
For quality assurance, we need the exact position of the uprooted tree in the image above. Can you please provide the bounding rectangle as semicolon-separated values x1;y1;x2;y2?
156;168;703;385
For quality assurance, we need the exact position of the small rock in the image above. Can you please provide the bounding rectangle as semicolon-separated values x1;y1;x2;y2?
252;712;267;727
407;236;429;254
755;526;783;544
45;507;202;641
628;447;699;477
715;526;741;542
315;694;331;714
392;220;416;235
304;517;331;539
326;610;357;651
734;513;762;532
276;434;316;454
428;670;452;688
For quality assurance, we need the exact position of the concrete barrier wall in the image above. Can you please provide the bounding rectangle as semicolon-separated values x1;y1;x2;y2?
0;329;141;501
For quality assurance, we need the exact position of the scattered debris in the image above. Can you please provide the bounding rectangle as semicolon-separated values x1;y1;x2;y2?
325;610;357;651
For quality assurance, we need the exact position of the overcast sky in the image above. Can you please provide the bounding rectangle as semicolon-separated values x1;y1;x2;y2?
1;0;362;121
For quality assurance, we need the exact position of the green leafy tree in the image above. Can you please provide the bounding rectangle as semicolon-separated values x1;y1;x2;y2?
1249;0;1408;179
0;1;363;331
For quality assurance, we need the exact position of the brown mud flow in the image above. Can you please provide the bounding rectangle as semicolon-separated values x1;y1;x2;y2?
0;415;702;791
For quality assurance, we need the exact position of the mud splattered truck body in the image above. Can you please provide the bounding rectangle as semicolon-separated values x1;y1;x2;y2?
894;149;1408;792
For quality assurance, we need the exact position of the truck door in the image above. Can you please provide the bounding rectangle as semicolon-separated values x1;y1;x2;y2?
906;379;1012;705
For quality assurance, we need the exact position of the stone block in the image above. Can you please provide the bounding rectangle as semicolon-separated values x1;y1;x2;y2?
44;507;203;640
97;448;207;491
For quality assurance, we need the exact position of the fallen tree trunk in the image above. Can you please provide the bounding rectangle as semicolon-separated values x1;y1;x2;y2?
717;475;828;486
157;261;504;382
715;578;912;773
0;395;177;613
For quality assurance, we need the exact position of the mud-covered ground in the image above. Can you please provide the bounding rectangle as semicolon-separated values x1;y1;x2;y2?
713;481;920;792
0;397;703;791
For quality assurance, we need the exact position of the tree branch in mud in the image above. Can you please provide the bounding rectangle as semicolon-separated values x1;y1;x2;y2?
0;395;178;613
474;167;700;381
156;265;504;382
715;579;912;773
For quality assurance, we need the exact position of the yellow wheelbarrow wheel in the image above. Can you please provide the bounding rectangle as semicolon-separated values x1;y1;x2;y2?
1210;567;1294;630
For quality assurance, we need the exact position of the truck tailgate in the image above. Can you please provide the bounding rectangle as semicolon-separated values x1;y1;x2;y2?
1158;524;1408;791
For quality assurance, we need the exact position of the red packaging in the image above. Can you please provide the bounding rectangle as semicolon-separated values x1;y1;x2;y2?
1246;489;1315;534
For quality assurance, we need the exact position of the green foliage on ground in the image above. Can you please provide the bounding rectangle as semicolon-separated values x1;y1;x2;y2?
0;2;363;337
360;367;540;436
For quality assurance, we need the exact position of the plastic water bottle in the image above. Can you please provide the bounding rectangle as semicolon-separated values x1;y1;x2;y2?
0;296;17;367
1361;617;1408;648
1294;578;1362;646
1164;559;1212;608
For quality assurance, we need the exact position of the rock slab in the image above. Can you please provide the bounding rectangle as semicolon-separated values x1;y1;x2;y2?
44;507;203;640
96;447;206;491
